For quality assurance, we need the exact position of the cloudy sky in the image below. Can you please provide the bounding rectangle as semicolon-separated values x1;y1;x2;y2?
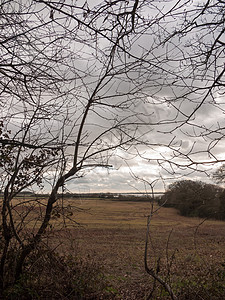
62;0;225;194
1;0;224;194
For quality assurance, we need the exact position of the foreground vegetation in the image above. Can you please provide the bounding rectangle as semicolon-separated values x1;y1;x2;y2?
1;197;224;299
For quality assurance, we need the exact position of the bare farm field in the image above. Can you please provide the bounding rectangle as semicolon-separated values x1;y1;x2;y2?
46;198;225;300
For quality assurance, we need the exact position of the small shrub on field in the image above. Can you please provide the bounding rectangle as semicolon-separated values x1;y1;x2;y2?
2;244;110;300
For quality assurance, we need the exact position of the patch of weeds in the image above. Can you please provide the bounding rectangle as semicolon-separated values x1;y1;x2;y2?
3;246;110;300
65;255;109;298
4;274;40;300
104;286;119;295
106;273;127;283
218;261;225;280
173;269;225;300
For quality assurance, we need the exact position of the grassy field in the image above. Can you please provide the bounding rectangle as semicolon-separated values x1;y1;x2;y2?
46;198;225;299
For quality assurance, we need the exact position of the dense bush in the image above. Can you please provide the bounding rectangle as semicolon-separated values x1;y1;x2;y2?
161;180;225;220
0;243;110;300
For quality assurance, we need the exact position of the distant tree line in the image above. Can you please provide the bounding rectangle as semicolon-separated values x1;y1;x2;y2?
160;180;225;220
63;192;152;202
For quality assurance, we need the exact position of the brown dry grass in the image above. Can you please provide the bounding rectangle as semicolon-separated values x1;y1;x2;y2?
45;198;225;299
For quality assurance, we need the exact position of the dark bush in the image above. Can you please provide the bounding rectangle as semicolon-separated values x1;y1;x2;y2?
161;180;225;220
1;243;110;300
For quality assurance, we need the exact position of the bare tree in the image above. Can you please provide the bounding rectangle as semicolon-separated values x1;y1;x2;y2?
134;0;225;177
0;0;224;296
0;0;172;290
213;164;225;184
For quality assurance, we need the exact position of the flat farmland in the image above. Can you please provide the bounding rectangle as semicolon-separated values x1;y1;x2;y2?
48;198;225;299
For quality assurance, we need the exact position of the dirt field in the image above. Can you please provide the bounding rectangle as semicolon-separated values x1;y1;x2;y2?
48;198;225;299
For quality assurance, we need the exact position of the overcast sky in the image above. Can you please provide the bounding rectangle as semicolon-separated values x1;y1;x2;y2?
1;0;224;195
